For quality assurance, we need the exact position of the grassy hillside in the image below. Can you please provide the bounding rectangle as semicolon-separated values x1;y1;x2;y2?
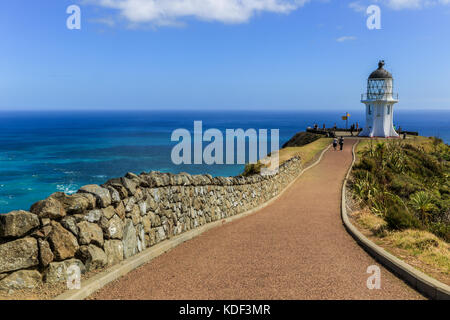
349;136;450;281
351;136;449;240
242;137;332;176
282;132;323;148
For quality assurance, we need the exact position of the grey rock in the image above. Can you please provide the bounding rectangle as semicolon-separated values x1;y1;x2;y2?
104;240;124;266
50;192;94;214
77;245;107;271
44;259;85;284
0;237;39;273
38;239;54;267
142;216;151;234
138;201;147;216
136;224;145;252
0;210;40;238
0;270;42;291
121;177;137;195
148;211;159;226
127;205;141;225
134;188;144;201
48;221;79;261
107;187;121;205
106;181;128;199
148;229;156;246
145;197;158;211
124;197;136;213
41;218;51;226
125;172;140;180
60;216;79;236
102;206;116;220
100;215;123;240
30;197;66;220
156;226;166;242
122;219;137;259
29;225;52;239
84;209;103;223
115;201;126;220
78;184;111;208
77;221;104;247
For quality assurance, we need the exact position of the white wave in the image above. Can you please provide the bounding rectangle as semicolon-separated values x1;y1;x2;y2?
56;184;78;195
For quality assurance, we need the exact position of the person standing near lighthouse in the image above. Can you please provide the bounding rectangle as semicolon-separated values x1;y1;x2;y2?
360;61;399;138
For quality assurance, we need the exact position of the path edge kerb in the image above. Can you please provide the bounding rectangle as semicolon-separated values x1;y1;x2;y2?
55;144;332;300
341;140;450;300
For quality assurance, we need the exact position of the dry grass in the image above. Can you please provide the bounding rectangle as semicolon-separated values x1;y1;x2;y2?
353;209;387;236
353;210;450;284
385;230;450;276
356;135;435;155
278;138;332;166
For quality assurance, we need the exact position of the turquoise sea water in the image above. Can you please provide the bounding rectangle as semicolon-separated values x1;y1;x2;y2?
0;109;448;213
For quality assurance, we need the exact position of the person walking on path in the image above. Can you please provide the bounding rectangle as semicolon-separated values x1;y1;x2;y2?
333;138;338;150
339;136;344;151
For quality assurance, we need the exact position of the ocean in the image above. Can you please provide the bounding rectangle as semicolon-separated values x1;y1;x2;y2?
0;109;448;213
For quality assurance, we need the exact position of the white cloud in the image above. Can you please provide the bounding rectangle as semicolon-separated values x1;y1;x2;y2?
348;0;450;11
348;1;366;12
89;0;310;26
386;0;423;10
336;36;357;42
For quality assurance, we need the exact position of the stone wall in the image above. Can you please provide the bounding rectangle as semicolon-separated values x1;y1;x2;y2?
0;157;301;292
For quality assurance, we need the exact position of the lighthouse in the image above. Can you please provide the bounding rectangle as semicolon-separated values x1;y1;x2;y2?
360;61;399;138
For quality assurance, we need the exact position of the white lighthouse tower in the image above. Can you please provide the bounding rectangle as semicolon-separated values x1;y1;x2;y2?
360;60;399;138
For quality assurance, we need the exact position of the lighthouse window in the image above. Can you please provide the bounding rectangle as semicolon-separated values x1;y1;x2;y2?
387;105;391;114
368;105;372;115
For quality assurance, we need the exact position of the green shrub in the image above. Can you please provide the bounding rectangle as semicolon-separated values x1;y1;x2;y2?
352;138;449;241
389;174;422;198
409;191;438;225
385;203;421;231
354;158;376;172
241;162;264;177
429;222;450;242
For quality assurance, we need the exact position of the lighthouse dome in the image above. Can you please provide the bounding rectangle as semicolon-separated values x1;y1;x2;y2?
369;60;392;79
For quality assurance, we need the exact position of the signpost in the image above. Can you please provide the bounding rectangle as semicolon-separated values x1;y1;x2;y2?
342;113;351;129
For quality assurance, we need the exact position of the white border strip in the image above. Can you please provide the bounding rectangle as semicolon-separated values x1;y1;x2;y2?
55;144;332;300
341;140;450;300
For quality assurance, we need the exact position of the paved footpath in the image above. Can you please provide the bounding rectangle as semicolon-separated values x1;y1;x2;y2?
91;139;423;300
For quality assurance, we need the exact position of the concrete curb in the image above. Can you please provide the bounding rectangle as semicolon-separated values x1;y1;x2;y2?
341;140;450;300
55;144;332;300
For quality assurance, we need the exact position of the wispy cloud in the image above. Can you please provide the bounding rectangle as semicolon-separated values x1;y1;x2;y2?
336;36;357;42
386;0;423;10
348;1;367;12
90;16;116;27
87;0;311;27
349;0;450;11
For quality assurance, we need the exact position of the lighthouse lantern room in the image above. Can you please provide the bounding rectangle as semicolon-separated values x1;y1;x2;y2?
360;60;399;138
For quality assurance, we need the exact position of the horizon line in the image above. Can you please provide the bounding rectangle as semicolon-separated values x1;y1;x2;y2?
0;107;449;112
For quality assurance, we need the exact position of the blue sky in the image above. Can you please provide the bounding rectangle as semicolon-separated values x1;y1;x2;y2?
1;0;450;111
